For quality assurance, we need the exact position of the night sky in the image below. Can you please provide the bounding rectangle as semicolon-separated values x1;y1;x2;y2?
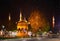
0;0;60;30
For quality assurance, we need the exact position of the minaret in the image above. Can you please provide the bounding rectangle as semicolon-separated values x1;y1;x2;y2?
9;13;11;21
24;17;27;22
8;13;11;31
19;12;22;21
52;16;55;28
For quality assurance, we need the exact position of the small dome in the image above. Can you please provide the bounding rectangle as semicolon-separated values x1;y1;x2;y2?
17;20;27;26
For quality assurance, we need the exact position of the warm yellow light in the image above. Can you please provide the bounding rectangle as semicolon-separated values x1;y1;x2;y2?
17;26;28;30
20;12;22;21
16;11;28;37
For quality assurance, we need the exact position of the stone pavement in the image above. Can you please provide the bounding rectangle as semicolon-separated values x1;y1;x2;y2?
0;37;60;41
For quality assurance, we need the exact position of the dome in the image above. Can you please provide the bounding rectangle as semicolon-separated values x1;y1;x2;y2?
17;20;28;30
16;11;28;37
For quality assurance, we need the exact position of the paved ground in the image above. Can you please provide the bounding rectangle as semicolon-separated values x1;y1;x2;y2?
0;37;60;41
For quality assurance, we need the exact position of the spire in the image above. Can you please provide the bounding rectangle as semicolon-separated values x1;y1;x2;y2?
24;17;27;22
19;12;22;21
52;16;55;28
9;13;11;21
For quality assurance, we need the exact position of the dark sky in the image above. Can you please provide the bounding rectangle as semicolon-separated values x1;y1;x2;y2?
0;0;60;29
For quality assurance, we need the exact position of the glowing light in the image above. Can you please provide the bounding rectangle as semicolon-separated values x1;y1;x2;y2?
20;12;22;21
28;31;32;37
2;25;5;28
0;31;3;35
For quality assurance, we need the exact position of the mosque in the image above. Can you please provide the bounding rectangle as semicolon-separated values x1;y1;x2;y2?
16;12;29;37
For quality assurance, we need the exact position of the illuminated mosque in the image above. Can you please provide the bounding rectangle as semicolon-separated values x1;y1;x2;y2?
16;12;29;37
